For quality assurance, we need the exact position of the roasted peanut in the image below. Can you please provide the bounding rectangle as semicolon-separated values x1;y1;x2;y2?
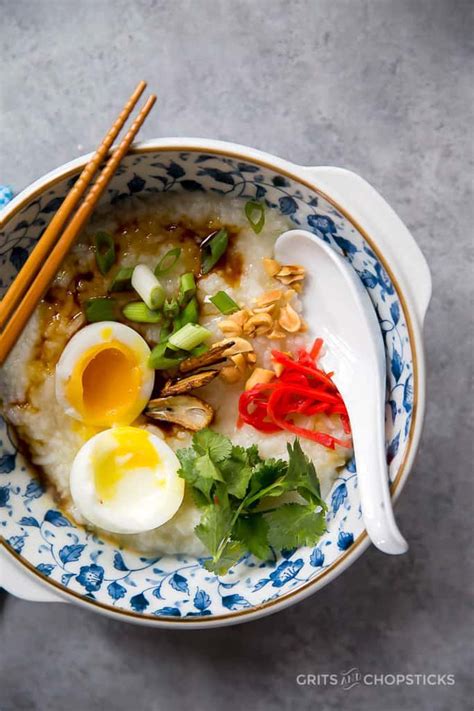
245;368;275;391
279;303;302;333
262;258;281;277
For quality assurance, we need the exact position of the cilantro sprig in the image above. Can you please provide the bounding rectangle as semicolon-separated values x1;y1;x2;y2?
176;430;328;574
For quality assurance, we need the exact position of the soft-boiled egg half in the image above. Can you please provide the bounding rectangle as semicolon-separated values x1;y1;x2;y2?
56;322;154;427
70;426;185;534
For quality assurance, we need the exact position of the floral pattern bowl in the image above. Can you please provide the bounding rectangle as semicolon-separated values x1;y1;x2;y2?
0;139;431;627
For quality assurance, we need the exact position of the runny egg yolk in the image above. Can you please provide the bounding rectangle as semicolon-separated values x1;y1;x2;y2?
92;427;160;503
66;340;142;427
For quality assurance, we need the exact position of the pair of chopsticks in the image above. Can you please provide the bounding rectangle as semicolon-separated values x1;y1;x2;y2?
0;81;156;365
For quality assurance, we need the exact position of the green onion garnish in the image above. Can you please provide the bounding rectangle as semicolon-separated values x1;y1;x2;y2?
178;272;196;304
131;265;165;310
122;302;162;324
209;290;240;315
200;228;229;275
245;200;265;234
190;343;209;357
168;323;211;352
155;247;182;276
163;297;180;320
179;296;199;327
110;266;134;292
84;297;118;323
93;231;116;275
159;322;172;343
172;314;182;333
149;341;187;370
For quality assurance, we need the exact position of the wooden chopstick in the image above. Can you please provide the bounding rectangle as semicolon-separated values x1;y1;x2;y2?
0;80;147;331
0;93;156;365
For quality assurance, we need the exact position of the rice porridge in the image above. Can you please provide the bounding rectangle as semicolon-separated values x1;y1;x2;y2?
0;193;351;565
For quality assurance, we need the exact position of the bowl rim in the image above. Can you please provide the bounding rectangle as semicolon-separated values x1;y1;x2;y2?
0;138;424;627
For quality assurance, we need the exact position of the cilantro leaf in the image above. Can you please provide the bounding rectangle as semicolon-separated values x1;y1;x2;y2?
178;432;329;575
176;447;214;503
246;443;263;467
286;440;327;511
176;445;195;478
265;503;327;549
234;514;271;560
189;486;211;509
195;452;224;481
193;429;232;462
247;458;287;502
203;540;245;574
219;445;253;499
195;489;233;557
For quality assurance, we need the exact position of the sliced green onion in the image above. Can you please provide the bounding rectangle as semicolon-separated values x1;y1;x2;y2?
155;247;182;276
110;266;134;292
131;264;165;310
84;297;118;323
190;343;209;357
159;323;172;343
178;296;199;327
93;231;116;275
149;341;186;370
163;297;180;320
168;323;211;351
200;228;229;275
172;314;182;333
178;272;196;304
245;200;265;234
209;290;240;315
122;302;162;324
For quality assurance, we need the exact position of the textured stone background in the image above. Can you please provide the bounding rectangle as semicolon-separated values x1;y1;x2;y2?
0;1;473;709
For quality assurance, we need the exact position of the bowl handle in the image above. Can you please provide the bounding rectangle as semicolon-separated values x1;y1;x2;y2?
299;167;432;328
0;546;66;603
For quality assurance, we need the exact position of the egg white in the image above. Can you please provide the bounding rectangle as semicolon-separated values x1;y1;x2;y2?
70;427;185;534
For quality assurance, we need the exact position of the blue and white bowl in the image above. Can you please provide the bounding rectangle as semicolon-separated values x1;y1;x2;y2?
0;139;431;627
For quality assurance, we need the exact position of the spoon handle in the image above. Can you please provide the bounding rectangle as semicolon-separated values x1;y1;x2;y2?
347;386;408;555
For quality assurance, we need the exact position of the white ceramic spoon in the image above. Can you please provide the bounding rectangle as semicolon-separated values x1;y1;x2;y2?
275;229;408;555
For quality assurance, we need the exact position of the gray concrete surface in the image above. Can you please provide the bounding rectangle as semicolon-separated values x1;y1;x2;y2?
0;0;473;709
